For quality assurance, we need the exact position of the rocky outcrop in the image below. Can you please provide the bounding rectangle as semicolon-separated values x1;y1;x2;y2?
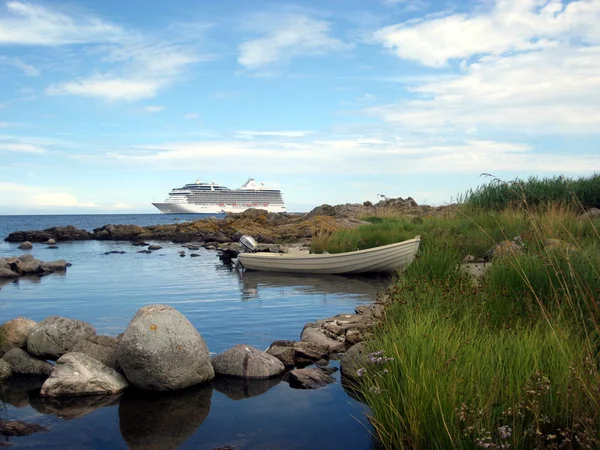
117;304;214;390
266;340;329;367
70;335;121;372
0;255;69;279
1;348;53;376
0;317;37;356
288;367;337;389
93;224;146;240
6;226;93;243
27;316;96;359
211;344;285;379
40;352;128;397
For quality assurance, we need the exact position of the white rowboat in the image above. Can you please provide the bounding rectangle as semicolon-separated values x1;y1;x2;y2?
238;236;420;275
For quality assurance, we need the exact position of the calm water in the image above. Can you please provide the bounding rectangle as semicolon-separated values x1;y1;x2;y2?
0;215;388;449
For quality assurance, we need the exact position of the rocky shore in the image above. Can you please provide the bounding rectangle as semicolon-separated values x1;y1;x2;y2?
4;197;451;245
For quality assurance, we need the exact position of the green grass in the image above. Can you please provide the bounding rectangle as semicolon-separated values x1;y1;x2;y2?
313;182;600;449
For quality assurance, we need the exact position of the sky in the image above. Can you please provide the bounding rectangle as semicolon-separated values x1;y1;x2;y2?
0;0;599;214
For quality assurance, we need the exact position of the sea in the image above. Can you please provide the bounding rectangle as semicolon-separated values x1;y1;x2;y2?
0;214;389;449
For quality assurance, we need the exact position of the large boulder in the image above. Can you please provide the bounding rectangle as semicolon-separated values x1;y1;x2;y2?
27;316;96;359
0;267;19;279
18;241;33;250
13;257;42;274
71;335;120;372
39;260;69;273
40;352;128;397
212;344;285;379
117;304;214;390
266;340;329;367
2;348;53;376
0;316;37;355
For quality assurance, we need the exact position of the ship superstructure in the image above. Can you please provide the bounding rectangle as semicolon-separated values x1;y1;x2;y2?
152;178;286;214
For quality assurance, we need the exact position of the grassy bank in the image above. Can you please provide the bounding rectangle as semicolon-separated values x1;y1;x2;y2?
316;176;600;449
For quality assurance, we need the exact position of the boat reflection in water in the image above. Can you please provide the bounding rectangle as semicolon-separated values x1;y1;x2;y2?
237;270;388;301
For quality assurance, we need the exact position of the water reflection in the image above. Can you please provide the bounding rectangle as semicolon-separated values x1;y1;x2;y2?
119;384;212;450
29;393;121;420
0;376;45;408
212;375;282;400
237;270;388;301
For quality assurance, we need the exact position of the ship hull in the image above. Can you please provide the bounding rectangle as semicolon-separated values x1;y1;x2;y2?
152;202;287;214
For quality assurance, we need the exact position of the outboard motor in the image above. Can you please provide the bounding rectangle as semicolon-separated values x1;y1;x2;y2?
239;235;257;253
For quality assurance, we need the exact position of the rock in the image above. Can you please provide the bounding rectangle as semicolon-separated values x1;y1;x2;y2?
147;245;162;250
46;239;56;245
27;316;96;359
40;352;128;397
13;258;42;274
345;328;374;345
340;342;369;383
71;334;121;371
266;340;329;367
119;384;212;450
190;253;200;257
578;207;600;220
288;367;336;389
0;267;19;279
137;250;152;254
46;245;59;249
0;419;48;437
1;348;53;376
30;393;121;419
0;317;37;355
485;239;524;261
544;238;575;252
39;260;68;273
18;241;33;250
300;328;345;352
117;304;214;390
212;344;284;379
0;358;12;379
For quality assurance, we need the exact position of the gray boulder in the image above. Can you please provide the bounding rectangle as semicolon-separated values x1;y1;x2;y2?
266;340;329;367
14;257;42;274
147;245;162;250
288;367;337;389
340;342;369;382
27;316;96;359
40;260;68;273
212;344;285;379
40;352;128;397
117;304;214;390
300;328;345;352
46;239;56;245
0;358;12;380
71;335;120;371
2;348;53;376
0;316;37;355
19;241;33;250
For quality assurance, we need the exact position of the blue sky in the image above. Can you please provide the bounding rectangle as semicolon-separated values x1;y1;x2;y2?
0;0;598;214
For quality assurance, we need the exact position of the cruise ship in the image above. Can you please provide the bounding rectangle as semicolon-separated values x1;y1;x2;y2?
152;178;287;214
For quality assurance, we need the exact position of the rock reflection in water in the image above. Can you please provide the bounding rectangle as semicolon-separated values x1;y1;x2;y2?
212;375;282;400
238;271;386;301
29;392;121;419
0;376;46;408
119;384;212;450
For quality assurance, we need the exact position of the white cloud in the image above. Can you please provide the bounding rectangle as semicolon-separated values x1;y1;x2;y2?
0;142;46;153
0;55;39;75
238;14;353;70
0;1;125;45
373;0;600;67
111;202;132;209
184;112;199;119
0;122;9;127
236;130;313;138
97;135;598;175
141;105;164;113
47;78;161;101
368;0;600;133
0;182;97;207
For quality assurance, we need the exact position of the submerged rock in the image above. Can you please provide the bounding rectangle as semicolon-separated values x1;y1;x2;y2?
212;344;284;379
118;304;214;391
27;316;96;359
40;352;128;397
0;419;48;437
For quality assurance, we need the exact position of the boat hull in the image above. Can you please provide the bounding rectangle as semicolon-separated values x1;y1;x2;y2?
238;237;420;275
152;202;287;214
